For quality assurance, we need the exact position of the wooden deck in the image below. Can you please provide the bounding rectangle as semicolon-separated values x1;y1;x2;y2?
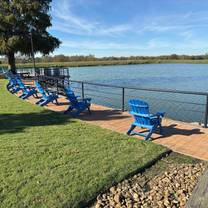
186;170;208;208
22;93;208;161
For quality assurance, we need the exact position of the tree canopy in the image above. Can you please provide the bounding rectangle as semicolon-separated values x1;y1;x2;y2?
0;0;61;73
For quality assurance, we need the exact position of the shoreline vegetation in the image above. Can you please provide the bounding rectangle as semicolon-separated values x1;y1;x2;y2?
1;59;208;69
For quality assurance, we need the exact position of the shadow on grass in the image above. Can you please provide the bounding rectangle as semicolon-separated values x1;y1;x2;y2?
0;111;73;135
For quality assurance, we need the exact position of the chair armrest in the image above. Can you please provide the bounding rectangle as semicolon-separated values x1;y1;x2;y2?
77;97;91;102
25;85;33;89
149;112;165;120
129;111;151;118
155;112;165;117
84;98;91;101
83;98;91;103
27;86;36;90
149;115;158;120
46;89;58;95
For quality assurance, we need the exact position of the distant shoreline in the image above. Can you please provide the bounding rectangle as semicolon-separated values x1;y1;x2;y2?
1;59;208;69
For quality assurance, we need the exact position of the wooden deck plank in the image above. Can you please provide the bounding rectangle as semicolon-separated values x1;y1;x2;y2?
186;170;208;208
16;91;208;161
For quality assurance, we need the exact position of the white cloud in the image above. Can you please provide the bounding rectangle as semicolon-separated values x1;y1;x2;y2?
51;0;131;37
137;11;208;34
52;0;96;32
62;40;144;50
147;39;171;49
60;38;208;54
50;1;208;56
51;1;208;38
52;1;208;44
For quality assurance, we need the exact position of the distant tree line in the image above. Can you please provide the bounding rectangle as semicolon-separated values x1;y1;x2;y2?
1;53;208;64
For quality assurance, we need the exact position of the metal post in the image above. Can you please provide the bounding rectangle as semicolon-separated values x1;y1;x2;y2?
81;82;85;99
204;95;208;128
56;79;59;93
30;32;36;69
122;88;125;112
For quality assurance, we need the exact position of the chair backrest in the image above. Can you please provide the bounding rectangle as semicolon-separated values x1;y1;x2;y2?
5;73;21;87
8;77;18;86
64;87;78;105
5;72;15;80
16;78;26;90
129;99;151;126
35;81;47;98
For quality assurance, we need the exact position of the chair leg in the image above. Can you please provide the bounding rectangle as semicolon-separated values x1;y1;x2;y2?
22;92;36;100
55;98;59;105
33;93;38;98
39;97;56;106
157;123;162;133
157;118;163;134
19;93;25;99
88;107;91;115
39;101;47;106
21;94;29;100
39;99;51;106
36;98;44;105
75;109;82;116
127;124;136;135
64;106;74;114
145;128;154;141
51;97;58;105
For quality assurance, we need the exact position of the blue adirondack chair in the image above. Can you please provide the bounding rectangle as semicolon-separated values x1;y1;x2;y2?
35;81;58;106
7;77;18;91
8;77;37;100
5;72;25;92
9;78;25;93
5;73;19;91
64;87;91;116
17;79;37;99
127;99;165;140
0;67;3;75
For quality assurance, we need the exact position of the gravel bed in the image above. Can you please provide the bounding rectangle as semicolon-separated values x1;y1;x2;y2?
92;163;206;208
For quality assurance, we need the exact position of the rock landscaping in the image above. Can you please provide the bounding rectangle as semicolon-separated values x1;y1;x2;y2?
93;163;206;208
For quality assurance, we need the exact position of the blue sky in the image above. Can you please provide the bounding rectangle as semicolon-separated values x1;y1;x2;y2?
49;0;208;57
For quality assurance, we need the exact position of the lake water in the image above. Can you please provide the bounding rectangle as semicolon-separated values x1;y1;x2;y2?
18;64;208;124
67;64;208;92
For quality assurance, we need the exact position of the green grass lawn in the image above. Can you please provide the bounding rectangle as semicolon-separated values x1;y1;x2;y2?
0;80;167;208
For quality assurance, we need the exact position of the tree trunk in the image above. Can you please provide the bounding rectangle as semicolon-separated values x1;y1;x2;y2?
7;52;16;74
